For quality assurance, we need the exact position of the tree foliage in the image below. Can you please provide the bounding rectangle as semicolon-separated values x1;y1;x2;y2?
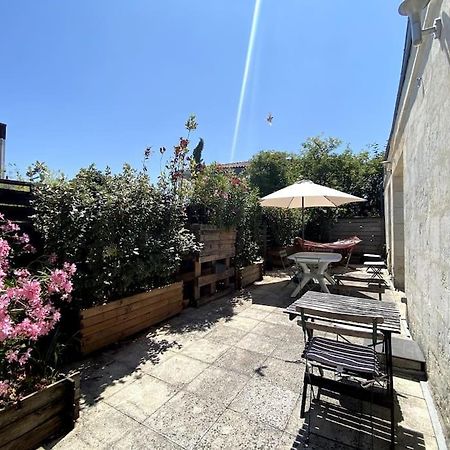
247;136;384;243
187;164;262;267
246;151;297;197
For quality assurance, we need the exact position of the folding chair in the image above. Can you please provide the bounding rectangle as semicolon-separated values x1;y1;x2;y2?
364;261;386;281
297;306;394;447
279;249;300;285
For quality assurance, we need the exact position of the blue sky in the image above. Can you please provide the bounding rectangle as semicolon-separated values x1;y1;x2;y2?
1;1;406;180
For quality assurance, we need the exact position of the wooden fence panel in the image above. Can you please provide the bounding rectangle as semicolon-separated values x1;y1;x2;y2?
329;217;385;256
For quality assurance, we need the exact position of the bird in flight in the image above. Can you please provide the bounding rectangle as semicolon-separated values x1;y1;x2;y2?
266;113;273;126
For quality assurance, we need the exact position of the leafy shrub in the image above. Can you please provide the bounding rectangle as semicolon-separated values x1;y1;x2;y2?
262;207;305;248
187;165;262;267
31;164;198;308
0;214;75;406
151;115;263;268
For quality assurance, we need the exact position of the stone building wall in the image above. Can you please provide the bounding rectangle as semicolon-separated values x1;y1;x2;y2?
385;0;450;438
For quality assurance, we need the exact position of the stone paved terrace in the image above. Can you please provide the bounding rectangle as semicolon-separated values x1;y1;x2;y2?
47;270;439;449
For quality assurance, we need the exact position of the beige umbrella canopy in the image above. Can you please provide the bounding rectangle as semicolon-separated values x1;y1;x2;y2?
259;180;366;239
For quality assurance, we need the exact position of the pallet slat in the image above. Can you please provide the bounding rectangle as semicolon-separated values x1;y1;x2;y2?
198;268;235;287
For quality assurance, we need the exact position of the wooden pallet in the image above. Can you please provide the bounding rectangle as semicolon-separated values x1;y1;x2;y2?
191;225;237;306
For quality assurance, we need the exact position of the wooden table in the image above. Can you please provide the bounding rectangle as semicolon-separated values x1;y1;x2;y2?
285;291;401;445
287;252;342;296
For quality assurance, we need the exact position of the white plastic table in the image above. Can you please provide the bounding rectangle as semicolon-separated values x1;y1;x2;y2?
287;251;342;296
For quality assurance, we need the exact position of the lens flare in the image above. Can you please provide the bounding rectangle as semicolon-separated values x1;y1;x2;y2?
229;0;262;162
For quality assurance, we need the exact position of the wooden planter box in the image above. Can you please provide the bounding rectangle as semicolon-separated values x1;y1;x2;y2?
0;372;80;450
267;245;296;268
80;281;183;355
237;261;264;289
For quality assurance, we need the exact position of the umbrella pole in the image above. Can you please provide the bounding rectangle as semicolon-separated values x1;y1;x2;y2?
302;197;304;240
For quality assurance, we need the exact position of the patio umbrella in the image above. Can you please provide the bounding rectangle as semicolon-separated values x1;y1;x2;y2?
259;180;366;239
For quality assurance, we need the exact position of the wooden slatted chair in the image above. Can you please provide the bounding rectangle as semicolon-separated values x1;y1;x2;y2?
297;306;394;446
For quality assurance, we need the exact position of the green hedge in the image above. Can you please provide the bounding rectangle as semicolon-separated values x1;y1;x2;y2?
31;164;198;308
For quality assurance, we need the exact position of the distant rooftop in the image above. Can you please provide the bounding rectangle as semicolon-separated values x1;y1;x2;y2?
217;161;249;171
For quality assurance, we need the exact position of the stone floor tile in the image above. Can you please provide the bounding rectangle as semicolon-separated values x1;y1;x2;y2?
283;324;304;342
195;409;283;450
185;365;250;406
262;311;294;327
150;331;201;353
251;321;291;339
302;400;361;448
238;307;272;321
254;356;305;393
285;397;305;436
105;374;179;422
235;332;282;356
179;338;230;364
277;432;350;450
137;348;178;373
147;354;209;387
229;377;298;430
357;404;437;450
393;376;424;399
247;303;277;312
396;430;437;449
361;393;435;440
270;340;304;364
79;359;144;405
214;347;268;377
203;324;248;345
396;394;435;438
144;391;226;449
113;422;184;449
222;315;260;332
51;402;137;449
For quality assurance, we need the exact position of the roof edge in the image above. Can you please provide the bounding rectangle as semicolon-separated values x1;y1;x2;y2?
385;22;412;160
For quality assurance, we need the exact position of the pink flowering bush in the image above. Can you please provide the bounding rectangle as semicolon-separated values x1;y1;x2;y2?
0;213;75;407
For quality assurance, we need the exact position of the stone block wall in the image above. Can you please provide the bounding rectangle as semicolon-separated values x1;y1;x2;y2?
385;0;450;438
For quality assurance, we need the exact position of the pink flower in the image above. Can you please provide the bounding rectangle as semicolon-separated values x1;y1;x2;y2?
21;280;42;303
18;349;32;366
1;220;20;233
14;268;31;283
0;215;77;400
16;233;30;244
5;349;18;363
0;381;9;397
0;239;10;259
63;262;76;276
0;314;13;341
23;244;36;254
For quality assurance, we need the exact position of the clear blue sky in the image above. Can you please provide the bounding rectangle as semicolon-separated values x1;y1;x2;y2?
1;1;406;180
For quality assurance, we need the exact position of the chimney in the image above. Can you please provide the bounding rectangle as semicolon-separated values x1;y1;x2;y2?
0;123;5;179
